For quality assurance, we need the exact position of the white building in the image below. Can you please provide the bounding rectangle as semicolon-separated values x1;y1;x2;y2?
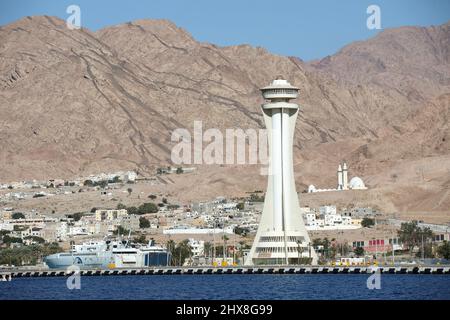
304;213;317;226
163;225;234;235
95;209;128;221
188;238;205;257
319;205;337;216
303;207;361;231
126;171;137;182
324;214;342;226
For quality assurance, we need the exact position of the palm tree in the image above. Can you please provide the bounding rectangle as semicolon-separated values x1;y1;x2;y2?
222;235;229;259
176;239;192;266
295;240;301;264
30;245;43;264
204;241;212;259
238;240;246;259
323;238;330;258
166;239;176;266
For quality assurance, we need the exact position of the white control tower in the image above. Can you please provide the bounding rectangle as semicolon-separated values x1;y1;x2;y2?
245;76;317;265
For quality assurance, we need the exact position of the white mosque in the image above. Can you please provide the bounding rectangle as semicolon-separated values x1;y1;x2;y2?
308;162;367;193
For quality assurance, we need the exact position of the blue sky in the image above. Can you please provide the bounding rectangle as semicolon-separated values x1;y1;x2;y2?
1;0;449;61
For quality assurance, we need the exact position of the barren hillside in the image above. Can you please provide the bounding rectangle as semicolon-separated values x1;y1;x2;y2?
0;16;449;219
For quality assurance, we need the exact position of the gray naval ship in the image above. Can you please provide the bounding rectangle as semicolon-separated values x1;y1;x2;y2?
44;239;171;269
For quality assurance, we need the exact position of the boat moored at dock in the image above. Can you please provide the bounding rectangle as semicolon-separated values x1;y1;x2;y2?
44;239;171;269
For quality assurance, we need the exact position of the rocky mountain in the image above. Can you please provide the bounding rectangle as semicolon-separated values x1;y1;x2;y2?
0;16;449;216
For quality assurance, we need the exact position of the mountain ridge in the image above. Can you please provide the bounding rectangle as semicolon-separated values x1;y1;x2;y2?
0;16;449;215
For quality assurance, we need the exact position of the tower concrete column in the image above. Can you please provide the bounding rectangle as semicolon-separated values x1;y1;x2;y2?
245;77;317;266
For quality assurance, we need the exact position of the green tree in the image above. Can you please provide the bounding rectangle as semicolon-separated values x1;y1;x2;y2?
361;217;375;228
113;226;129;236
12;212;25;219
249;193;264;202
166;240;176;266
204;241;212;258
71;212;84;221
314;238;333;261
0;242;62;266
174;239;192;266
23;236;45;244
44;242;63;255
176;167;183;174
0;230;11;237
133;234;147;244
139;217;150;228
237;240;248;261
13;225;27;232
127;188;133;196
234;226;249;237
354;246;364;257
437;241;450;260
97;180;108;189
116;203;127;210
127;206;138;215
214;245;224;257
222;235;229;258
148;194;157;200
416;243;434;259
83;179;94;187
236;202;244;211
336;243;351;256
138;202;158;214
2;235;23;244
312;238;322;248
398;221;433;256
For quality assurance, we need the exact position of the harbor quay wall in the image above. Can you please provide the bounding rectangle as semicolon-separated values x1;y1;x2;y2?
2;265;450;278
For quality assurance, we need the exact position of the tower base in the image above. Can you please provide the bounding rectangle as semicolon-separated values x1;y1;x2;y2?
245;230;318;266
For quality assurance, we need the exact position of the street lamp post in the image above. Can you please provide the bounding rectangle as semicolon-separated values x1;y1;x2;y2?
392;239;395;266
212;217;216;266
373;237;378;264
421;233;425;263
309;242;311;260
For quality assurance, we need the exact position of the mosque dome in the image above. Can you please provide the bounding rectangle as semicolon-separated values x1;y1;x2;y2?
349;177;366;189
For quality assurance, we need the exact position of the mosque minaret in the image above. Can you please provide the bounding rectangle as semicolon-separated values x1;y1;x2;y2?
309;161;367;193
342;162;348;190
337;164;343;190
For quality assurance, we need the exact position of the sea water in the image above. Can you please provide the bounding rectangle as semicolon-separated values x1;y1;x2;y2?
1;274;449;300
